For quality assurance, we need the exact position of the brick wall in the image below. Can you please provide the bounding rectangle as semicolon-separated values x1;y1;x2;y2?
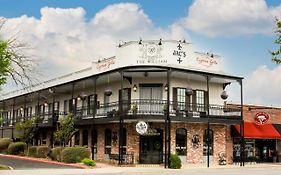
92;122;229;164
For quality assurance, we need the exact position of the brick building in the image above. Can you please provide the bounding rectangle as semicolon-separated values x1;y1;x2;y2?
0;40;244;167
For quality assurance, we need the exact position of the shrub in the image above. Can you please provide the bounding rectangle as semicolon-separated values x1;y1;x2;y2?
50;147;64;161
169;154;182;169
37;146;51;158
81;158;96;166
27;146;37;157
7;142;26;155
61;146;91;163
0;138;13;153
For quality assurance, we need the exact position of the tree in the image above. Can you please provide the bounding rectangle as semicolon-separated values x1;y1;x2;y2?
0;18;34;86
15;117;39;144
271;17;281;64
54;113;78;146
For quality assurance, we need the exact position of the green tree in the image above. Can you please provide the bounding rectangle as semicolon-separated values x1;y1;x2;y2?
0;18;34;86
15;117;39;144
271;17;281;64
54;113;78;146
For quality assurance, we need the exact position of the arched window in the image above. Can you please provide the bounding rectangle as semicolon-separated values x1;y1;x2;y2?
203;129;214;156
104;129;112;154
176;128;187;156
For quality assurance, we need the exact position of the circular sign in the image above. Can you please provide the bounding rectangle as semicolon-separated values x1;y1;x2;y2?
136;121;148;135
254;112;269;125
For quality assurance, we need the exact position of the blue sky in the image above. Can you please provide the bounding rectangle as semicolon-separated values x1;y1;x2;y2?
0;0;281;106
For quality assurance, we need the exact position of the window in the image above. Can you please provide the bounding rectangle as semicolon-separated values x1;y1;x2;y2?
177;88;186;110
196;90;205;112
82;129;88;146
64;100;68;114
119;88;131;112
203;129;213;156
104;94;110;114
176;128;187;155
104;129;112;154
74;131;80;146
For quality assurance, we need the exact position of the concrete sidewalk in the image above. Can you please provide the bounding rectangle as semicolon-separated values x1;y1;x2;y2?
1;163;281;175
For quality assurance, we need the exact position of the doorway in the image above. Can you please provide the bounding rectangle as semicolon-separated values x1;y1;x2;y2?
139;84;162;114
139;129;163;164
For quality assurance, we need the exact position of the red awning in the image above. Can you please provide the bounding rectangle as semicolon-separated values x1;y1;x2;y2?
233;122;281;139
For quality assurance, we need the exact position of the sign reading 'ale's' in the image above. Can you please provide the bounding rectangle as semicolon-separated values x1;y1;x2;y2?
254;112;269;125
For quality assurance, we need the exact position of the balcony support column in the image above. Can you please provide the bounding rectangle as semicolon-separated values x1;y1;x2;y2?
239;80;244;167
71;83;75;115
92;77;97;118
165;68;171;168
206;76;210;168
118;71;124;165
11;99;15;140
36;92;40;146
23;95;27;121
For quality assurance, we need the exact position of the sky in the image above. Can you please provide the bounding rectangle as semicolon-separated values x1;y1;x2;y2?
0;0;281;106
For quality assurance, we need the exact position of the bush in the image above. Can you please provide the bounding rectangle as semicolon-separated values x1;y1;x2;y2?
81;158;96;166
50;147;64;162
61;146;91;163
37;146;51;158
169;154;182;169
0;138;13;153
7;142;26;155
27;146;37;157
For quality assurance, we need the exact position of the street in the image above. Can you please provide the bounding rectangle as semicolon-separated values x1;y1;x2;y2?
1;165;281;175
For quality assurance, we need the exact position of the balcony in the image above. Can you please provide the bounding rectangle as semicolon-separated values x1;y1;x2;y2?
72;99;241;124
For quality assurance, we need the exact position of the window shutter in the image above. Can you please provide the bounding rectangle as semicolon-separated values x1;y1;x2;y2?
173;88;178;110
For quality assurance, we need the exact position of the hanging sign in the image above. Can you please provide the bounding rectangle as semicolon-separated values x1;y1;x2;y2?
254;112;269;125
136;121;148;135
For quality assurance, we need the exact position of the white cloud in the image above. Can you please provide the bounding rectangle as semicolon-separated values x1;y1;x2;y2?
0;3;188;87
182;0;281;37
243;65;281;106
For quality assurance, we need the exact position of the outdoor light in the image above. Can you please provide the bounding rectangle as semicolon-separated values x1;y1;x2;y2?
20;106;24;111
139;38;142;45
220;90;228;100
164;84;168;91
44;101;48;107
158;38;162;45
80;91;87;99
133;84;138;92
77;96;81;101
185;86;193;96
105;75;112;96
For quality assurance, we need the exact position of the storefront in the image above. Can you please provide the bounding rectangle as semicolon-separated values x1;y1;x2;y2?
232;108;281;163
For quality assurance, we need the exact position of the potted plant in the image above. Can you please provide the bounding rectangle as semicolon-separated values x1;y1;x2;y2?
163;104;168;114
131;104;138;114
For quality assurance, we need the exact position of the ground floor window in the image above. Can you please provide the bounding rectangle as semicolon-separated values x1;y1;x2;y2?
233;138;277;163
203;129;213;156
104;128;112;154
176;128;187;155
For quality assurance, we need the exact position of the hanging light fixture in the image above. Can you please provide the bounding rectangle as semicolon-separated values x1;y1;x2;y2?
133;84;138;92
220;90;228;100
185;75;193;96
44;101;48;107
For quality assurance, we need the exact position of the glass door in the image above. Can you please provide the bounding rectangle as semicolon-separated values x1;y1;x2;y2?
139;85;162;114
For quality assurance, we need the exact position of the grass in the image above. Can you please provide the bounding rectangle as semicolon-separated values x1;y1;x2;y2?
0;164;10;170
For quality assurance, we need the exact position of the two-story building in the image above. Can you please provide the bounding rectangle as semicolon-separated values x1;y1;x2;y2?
0;40;243;167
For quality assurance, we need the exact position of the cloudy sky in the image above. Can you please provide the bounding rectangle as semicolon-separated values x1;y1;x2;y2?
0;0;281;106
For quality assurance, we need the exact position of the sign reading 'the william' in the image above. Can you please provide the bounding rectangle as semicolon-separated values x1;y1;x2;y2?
94;40;223;74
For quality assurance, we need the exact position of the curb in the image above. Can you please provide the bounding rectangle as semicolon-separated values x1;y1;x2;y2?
0;154;89;169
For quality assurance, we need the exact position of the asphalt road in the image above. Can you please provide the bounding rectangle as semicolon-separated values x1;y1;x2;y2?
0;156;76;169
2;166;281;175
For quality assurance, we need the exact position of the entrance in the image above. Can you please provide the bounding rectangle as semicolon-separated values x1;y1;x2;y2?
139;129;163;164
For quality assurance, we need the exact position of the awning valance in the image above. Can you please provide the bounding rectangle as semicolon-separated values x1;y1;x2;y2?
233;122;281;139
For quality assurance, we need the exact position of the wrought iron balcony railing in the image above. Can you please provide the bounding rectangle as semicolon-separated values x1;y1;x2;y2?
0;100;241;127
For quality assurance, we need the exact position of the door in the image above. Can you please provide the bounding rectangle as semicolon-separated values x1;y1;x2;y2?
139;85;162;114
139;129;163;164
